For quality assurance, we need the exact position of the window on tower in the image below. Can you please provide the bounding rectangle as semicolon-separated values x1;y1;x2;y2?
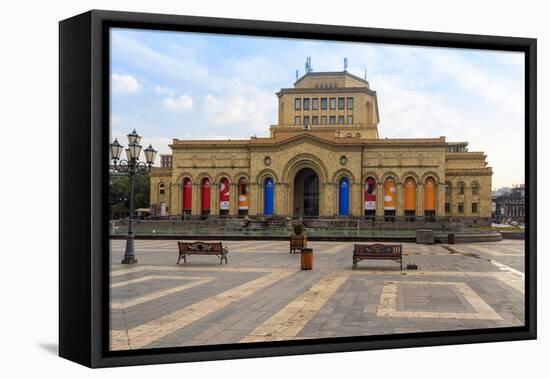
321;98;327;110
295;98;301;110
303;98;310;110
312;98;319;110
338;97;345;110
330;98;336;110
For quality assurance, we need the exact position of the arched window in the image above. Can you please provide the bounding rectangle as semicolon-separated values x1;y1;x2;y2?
458;182;465;195
201;178;211;218
383;177;397;221
364;177;376;219
338;177;350;216
238;177;249;217
182;178;192;218
158;182;166;196
424;177;436;221
404;177;416;221
472;182;479;196
219;177;230;217
263;177;274;216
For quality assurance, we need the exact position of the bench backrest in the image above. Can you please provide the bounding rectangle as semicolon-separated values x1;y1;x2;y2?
178;241;223;253
354;243;402;256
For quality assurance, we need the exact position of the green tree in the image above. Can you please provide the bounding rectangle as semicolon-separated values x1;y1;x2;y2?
109;174;150;219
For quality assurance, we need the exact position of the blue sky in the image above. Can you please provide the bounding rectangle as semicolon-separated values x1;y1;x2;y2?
110;28;525;189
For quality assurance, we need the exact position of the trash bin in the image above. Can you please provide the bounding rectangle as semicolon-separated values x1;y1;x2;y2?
448;233;455;244
300;248;313;270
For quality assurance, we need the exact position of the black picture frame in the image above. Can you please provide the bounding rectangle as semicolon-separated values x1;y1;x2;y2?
59;9;537;368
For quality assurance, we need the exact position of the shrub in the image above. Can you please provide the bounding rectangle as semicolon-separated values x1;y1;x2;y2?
294;224;304;235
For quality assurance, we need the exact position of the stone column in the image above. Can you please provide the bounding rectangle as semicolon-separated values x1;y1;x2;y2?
274;182;284;216
376;182;384;217
211;182;219;216
417;182;424;216
229;182;238;217
249;182;259;216
192;182;200;216
397;181;404;217
352;181;362;217
437;182;446;217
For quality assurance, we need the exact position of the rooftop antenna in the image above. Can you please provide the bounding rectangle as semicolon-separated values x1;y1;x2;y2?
305;57;313;73
344;57;348;72
364;68;367;80
296;69;299;81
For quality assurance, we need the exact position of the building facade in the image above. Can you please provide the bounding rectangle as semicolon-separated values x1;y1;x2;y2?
493;185;525;224
150;71;493;225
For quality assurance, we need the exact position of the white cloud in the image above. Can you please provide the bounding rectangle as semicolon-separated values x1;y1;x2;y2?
111;73;141;94
203;93;275;133
162;95;194;112
154;85;175;96
428;52;524;116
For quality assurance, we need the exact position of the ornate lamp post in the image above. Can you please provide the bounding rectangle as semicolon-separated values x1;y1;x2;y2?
110;129;157;264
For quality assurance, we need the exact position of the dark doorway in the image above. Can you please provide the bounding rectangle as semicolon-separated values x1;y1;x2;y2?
294;168;319;217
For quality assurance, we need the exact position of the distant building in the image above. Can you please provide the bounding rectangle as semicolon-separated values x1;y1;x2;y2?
150;70;493;225
493;184;525;223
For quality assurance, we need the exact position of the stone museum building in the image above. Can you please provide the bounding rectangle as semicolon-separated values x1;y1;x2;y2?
150;70;493;225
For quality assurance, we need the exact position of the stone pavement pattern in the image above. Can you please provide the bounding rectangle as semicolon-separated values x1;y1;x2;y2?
109;239;525;350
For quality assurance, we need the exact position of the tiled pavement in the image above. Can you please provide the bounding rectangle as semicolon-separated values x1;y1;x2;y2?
109;239;525;350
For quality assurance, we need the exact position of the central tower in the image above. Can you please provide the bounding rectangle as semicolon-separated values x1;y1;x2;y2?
272;71;380;139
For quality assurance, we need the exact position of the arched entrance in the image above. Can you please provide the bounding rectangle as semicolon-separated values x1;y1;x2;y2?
293;168;319;217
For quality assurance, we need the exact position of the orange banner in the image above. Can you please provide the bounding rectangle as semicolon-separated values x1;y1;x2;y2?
384;178;397;210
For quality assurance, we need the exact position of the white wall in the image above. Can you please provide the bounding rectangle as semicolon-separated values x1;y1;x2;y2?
2;0;546;376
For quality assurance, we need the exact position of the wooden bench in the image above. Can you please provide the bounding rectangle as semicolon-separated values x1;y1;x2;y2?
352;243;402;270
177;241;228;265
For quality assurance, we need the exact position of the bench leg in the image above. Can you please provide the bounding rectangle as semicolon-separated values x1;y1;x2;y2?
352;258;357;270
177;255;181;265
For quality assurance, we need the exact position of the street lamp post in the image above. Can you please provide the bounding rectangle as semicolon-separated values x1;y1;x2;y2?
110;129;157;264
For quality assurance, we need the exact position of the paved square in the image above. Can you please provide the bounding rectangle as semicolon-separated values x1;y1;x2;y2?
109;239;525;350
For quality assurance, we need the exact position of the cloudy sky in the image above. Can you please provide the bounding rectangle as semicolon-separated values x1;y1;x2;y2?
110;28;525;190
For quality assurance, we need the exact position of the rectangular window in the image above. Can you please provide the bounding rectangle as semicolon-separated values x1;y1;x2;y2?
321;98;327;110
347;97;353;109
404;210;416;222
338;115;345;124
347;115;353;124
303;98;310;110
295;98;301;110
312;98;319;110
321;116;327;125
329;115;336;124
472;203;478;213
294;116;301;125
384;210;396;222
303;116;309;126
445;202;451;214
338;97;345;110
329;98;336;110
364;210;375;220
458;203;464;214
312;116;318;125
